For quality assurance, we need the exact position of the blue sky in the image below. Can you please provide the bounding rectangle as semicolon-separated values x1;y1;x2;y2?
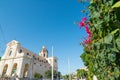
0;0;89;75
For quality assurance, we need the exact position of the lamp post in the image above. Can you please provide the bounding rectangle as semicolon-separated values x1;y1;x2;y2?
68;57;71;80
52;46;54;80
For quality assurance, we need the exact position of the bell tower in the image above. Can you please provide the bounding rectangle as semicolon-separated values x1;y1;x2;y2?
39;46;48;58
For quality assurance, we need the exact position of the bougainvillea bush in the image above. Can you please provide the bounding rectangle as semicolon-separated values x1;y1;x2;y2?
79;0;120;80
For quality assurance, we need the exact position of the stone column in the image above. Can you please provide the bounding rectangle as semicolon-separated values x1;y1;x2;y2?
6;60;13;77
29;60;33;79
0;60;5;77
17;59;23;78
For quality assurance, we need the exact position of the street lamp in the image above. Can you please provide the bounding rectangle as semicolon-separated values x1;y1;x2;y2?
52;46;54;80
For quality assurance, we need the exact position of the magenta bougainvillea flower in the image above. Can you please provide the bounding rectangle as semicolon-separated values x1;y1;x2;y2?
78;17;87;27
84;39;91;44
79;17;88;27
82;17;87;22
85;26;91;34
85;26;92;39
79;21;86;27
78;17;92;46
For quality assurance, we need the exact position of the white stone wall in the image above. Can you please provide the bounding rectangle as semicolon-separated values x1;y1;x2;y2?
0;57;24;77
0;40;58;78
47;57;58;71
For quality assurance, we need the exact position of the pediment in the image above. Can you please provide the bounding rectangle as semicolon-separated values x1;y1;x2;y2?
7;40;19;47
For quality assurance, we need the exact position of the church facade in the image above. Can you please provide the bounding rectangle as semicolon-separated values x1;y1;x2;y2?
0;40;58;78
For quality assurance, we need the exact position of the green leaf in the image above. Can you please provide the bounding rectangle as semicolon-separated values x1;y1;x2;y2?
114;67;120;78
116;37;120;50
95;42;101;49
108;53;115;62
112;1;120;8
111;48;119;52
93;11;100;18
110;28;119;35
104;34;113;44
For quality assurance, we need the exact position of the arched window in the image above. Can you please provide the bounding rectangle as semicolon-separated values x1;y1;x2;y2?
44;53;45;57
19;49;22;53
9;51;12;56
2;64;8;76
27;53;29;55
23;63;29;78
11;63;17;76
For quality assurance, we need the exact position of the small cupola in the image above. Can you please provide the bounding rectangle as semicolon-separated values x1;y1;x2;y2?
39;46;48;58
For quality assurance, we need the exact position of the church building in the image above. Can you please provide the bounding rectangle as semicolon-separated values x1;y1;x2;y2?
0;40;58;78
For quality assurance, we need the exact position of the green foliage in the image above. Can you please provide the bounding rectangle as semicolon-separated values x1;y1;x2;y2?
53;70;58;79
44;70;51;78
62;74;73;80
62;74;69;79
34;72;42;79
1;74;8;78
44;70;58;79
77;69;88;79
112;1;120;8
81;0;120;79
58;72;62;79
